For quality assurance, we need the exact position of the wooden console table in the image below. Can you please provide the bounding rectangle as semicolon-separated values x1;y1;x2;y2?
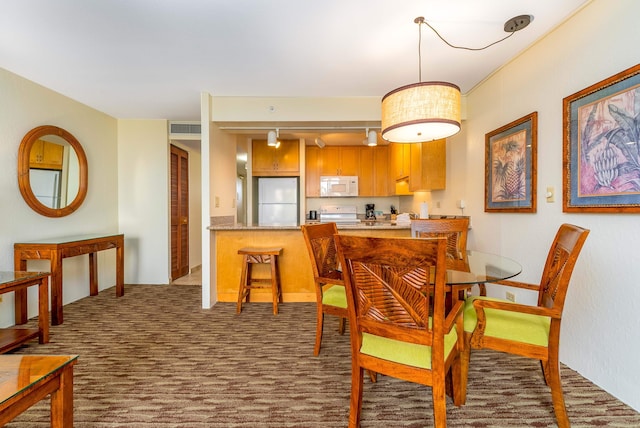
0;271;49;354
0;354;78;427
14;233;124;326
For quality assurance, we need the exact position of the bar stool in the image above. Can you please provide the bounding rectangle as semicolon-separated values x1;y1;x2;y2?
236;247;283;315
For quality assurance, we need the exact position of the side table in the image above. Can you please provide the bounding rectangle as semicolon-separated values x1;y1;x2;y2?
0;271;50;354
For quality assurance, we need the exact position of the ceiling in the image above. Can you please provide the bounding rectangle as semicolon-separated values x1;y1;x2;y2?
2;1;590;145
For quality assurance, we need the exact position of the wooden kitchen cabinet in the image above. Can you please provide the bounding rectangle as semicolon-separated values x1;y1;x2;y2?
252;139;299;176
359;146;390;196
390;143;411;180
29;139;64;170
320;146;359;176
305;146;321;196
409;139;446;191
389;143;412;195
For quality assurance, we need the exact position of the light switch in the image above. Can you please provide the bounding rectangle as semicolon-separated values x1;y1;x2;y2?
546;186;555;203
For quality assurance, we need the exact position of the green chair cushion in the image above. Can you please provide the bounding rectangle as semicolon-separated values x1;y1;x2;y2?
322;284;347;309
360;323;458;369
464;296;550;347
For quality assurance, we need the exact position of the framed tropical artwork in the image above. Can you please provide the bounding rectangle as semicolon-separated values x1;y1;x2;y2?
485;112;537;213
563;64;640;213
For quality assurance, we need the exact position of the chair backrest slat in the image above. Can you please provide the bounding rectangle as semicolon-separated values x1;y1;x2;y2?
335;235;449;347
411;218;470;260
537;223;590;310
301;222;343;283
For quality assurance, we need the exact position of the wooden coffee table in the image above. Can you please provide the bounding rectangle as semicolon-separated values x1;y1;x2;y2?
0;354;78;427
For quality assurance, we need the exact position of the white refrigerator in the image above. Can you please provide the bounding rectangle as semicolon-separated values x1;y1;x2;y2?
258;177;299;226
30;169;62;209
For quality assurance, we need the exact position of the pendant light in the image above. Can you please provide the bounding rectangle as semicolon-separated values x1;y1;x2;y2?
381;15;532;143
382;17;460;143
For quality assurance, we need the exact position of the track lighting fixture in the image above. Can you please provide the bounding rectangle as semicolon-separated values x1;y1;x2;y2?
314;137;326;148
365;129;377;146
267;129;280;148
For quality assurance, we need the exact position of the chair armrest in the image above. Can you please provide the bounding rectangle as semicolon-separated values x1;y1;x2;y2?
492;279;540;291
473;299;561;319
470;299;559;348
444;300;464;332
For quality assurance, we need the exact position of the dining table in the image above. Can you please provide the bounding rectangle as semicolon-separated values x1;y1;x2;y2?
445;249;522;290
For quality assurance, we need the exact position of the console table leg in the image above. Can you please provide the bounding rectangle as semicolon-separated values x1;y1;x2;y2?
116;241;124;297
51;253;64;326
89;252;98;296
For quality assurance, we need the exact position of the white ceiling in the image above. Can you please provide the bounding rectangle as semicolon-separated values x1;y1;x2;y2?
2;0;590;142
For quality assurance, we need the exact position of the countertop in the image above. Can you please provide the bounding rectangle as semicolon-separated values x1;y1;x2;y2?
208;221;412;231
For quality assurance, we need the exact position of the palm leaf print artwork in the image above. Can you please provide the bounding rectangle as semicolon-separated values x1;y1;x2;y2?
578;86;640;195
491;129;527;202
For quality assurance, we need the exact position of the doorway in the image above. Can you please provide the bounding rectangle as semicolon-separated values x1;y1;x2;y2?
170;144;189;280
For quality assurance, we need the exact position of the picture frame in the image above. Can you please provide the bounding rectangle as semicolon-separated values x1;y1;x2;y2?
485;112;537;213
563;64;640;213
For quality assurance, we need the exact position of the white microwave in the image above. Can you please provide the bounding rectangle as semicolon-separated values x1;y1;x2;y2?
320;176;358;197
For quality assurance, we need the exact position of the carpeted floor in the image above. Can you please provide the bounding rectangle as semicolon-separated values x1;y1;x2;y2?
6;284;640;427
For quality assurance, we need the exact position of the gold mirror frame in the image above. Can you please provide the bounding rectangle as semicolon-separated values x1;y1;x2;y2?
18;125;88;217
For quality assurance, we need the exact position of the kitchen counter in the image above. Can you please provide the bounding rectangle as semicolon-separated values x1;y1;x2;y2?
209;223;411;303
208;222;411;231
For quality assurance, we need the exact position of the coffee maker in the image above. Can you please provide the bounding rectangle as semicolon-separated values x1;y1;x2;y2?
365;204;376;220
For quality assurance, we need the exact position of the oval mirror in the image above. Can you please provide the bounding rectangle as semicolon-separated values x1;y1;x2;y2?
18;125;88;217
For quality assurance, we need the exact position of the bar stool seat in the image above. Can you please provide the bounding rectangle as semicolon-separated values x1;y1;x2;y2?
237;247;283;315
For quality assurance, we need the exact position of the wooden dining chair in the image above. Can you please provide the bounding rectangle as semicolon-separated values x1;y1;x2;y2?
411;217;485;295
335;234;465;428
461;223;589;428
300;222;348;356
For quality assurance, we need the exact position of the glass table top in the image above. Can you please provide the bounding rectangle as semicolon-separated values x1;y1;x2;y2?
446;250;522;285
0;355;78;404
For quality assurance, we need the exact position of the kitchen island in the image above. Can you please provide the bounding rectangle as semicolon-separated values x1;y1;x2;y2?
209;222;411;303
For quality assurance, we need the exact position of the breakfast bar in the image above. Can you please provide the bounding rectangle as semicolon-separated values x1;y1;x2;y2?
210;223;411;302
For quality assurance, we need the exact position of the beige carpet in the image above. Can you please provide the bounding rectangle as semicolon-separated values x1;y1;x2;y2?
6;284;640;427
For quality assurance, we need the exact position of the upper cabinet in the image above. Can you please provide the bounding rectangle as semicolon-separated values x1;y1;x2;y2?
388;140;446;194
29;139;64;170
409;139;446;191
390;143;411;181
319;146;359;176
305;146;321;197
252;139;300;176
305;145;390;197
359;146;389;197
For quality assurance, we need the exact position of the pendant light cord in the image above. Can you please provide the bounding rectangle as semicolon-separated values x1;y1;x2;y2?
421;19;515;51
415;15;520;82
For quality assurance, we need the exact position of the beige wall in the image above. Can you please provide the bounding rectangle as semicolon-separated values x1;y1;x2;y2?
458;0;640;410
117;119;171;284
0;68;119;326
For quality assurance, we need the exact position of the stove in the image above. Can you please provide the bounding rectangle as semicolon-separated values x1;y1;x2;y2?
319;205;361;224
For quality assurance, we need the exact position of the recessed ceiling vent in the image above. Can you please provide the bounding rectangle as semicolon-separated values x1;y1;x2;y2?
169;121;201;140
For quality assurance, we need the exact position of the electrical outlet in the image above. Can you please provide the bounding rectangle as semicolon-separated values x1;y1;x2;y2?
506;291;516;302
